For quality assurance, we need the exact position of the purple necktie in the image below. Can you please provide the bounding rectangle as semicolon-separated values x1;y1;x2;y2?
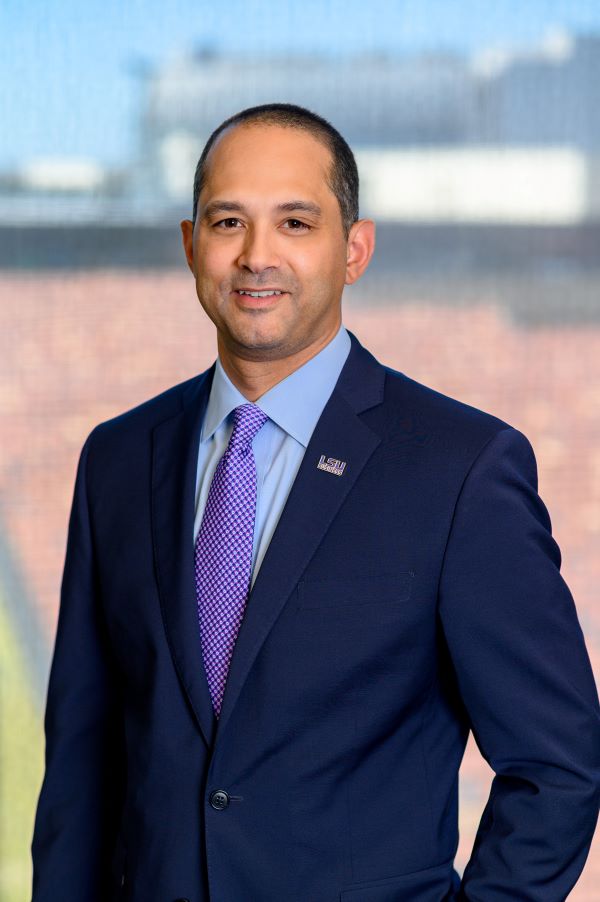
195;402;269;718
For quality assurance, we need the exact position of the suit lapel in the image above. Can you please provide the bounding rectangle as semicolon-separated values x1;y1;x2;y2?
152;330;385;749
152;365;219;748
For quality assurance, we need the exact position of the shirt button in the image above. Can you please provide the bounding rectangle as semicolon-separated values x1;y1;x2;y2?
209;789;230;810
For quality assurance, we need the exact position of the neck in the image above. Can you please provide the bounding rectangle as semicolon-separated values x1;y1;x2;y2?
217;324;341;402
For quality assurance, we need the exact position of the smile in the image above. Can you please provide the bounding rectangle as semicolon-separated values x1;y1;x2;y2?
236;289;285;297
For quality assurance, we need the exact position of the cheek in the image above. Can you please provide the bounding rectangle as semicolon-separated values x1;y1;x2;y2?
290;241;339;279
195;237;233;275
194;265;226;310
300;254;346;304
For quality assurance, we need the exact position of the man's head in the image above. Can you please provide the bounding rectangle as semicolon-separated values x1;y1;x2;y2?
180;102;375;365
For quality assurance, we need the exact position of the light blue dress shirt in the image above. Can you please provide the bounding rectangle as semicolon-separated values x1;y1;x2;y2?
194;323;352;589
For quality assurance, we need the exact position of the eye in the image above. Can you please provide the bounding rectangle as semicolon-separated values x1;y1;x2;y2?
214;218;243;229
283;219;311;231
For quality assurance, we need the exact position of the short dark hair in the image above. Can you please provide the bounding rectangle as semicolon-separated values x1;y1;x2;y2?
191;102;359;240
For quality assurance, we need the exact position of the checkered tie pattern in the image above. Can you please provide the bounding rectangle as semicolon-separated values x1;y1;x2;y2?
195;402;269;718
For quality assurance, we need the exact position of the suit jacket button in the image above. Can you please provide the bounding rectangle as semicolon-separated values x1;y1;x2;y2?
209;789;230;809
173;898;190;902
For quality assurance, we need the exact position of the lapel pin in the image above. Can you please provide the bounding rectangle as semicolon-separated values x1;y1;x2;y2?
317;454;347;477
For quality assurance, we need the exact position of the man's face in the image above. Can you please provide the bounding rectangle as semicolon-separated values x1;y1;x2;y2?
181;123;372;361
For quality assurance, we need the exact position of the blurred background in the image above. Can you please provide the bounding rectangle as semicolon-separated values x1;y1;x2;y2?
1;1;599;899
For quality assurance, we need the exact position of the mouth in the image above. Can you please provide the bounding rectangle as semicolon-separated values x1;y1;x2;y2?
232;288;288;308
234;288;286;297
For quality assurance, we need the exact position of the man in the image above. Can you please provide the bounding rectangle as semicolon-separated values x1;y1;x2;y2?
31;102;600;902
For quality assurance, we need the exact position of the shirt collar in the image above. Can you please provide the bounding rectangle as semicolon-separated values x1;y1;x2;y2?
201;323;351;448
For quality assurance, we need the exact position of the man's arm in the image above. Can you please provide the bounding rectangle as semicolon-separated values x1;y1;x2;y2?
31;428;126;902
438;426;600;901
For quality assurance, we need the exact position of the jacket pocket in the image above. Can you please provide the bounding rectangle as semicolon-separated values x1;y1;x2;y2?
339;857;454;901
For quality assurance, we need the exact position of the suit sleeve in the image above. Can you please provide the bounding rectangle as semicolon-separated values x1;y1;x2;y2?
438;426;600;902
31;428;126;902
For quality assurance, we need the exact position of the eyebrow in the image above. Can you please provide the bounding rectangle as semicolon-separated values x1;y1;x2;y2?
200;199;323;220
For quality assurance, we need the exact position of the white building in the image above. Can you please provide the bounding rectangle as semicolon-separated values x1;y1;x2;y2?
356;147;600;224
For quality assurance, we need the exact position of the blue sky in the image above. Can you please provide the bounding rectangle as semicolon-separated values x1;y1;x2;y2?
1;0;599;169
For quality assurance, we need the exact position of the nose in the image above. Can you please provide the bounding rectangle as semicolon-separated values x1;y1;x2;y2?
236;223;281;273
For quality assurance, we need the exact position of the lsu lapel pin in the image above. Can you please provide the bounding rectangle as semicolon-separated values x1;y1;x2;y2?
317;454;347;477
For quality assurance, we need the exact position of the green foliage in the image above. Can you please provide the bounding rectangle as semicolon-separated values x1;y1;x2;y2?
0;596;44;902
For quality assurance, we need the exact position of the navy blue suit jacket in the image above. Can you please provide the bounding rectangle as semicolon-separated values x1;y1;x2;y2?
31;329;600;901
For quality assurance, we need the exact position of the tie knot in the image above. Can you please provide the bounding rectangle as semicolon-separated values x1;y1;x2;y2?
228;403;269;453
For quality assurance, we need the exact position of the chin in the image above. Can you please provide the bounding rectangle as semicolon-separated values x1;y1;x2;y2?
226;325;285;353
234;317;288;342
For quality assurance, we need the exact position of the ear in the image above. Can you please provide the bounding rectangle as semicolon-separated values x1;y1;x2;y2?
345;219;376;286
180;219;195;274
